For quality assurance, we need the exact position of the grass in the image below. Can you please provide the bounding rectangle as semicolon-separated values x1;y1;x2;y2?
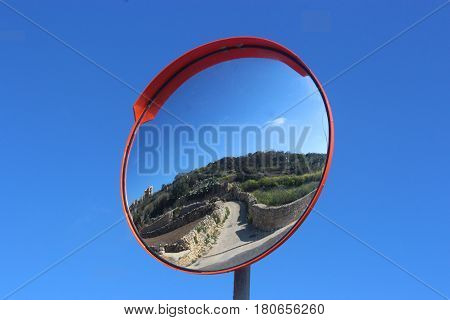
240;171;322;192
252;181;319;206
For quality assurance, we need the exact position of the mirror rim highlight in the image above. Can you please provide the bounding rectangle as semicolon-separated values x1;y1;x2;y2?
120;36;334;275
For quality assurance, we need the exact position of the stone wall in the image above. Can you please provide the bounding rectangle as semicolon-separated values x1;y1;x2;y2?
140;182;316;240
247;190;316;231
208;183;316;232
141;210;173;234
140;201;215;238
223;184;258;205
140;201;204;235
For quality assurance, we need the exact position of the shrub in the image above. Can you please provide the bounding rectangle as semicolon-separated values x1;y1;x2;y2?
252;181;319;206
195;224;207;234
241;179;259;192
223;207;231;223
259;177;278;189
173;207;181;218
239;171;322;192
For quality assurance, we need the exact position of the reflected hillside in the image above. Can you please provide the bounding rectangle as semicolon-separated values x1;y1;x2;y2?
128;151;326;270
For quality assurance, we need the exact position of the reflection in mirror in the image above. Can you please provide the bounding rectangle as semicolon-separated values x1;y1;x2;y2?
126;58;329;271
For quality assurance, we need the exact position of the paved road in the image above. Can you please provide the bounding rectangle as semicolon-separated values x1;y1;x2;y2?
189;201;295;271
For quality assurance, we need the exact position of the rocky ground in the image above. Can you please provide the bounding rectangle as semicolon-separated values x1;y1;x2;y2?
143;200;296;271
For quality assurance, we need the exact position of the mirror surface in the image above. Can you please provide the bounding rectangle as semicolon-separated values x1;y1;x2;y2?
126;57;329;271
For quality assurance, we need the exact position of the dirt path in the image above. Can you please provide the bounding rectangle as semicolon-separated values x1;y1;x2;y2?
189;201;295;271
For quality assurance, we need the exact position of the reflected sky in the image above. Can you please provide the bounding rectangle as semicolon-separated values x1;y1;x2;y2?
127;58;329;202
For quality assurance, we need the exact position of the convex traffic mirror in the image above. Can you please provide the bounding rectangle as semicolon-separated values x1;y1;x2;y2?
121;37;334;274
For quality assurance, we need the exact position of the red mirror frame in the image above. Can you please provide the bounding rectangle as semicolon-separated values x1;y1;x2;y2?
120;37;334;275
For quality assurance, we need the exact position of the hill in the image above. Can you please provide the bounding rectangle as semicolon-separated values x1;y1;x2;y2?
130;151;326;230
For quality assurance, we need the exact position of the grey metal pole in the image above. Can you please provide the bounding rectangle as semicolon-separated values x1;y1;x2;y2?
233;266;250;300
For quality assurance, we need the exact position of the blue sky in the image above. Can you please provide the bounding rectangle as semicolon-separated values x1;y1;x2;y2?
0;0;449;299
126;58;328;201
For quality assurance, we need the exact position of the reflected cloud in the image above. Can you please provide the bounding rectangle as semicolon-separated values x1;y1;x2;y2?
265;117;287;127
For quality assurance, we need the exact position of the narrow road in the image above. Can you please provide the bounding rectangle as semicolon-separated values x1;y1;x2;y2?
190;201;295;271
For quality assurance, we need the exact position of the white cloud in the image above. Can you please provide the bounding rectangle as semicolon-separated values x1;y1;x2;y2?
265;117;286;127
